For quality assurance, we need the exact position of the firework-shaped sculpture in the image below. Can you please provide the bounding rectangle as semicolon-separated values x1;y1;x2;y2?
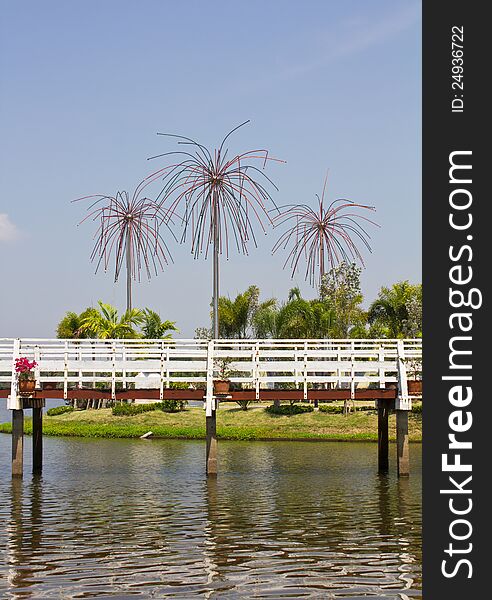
149;121;283;337
73;170;175;312
272;173;378;287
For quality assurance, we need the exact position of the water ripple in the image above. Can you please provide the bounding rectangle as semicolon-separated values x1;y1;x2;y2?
0;436;421;598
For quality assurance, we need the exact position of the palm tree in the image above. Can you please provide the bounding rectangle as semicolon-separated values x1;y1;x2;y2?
252;287;335;339
79;301;144;339
252;298;279;338
56;308;99;338
141;309;178;339
368;281;422;338
217;286;260;338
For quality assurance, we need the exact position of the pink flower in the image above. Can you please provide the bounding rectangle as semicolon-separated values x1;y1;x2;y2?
15;357;37;374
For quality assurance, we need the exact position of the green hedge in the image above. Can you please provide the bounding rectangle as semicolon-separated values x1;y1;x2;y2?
318;405;345;414
46;405;74;416
112;400;187;416
265;404;314;416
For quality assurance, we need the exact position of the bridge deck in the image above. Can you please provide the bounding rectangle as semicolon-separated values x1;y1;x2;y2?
0;387;397;402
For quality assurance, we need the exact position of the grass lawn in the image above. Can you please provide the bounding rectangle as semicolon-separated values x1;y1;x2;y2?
0;403;422;442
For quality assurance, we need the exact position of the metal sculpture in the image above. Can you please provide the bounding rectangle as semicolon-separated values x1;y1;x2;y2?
73;169;175;312
148;121;283;337
272;173;377;287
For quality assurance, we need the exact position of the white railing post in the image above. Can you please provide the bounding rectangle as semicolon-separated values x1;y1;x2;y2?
122;346;127;390
111;341;116;400
160;342;164;401
350;340;355;401
166;347;170;389
303;341;308;401
78;345;83;389
254;342;260;401
205;340;214;416
378;347;386;389
396;339;410;410
8;339;21;410
34;345;41;389
63;341;68;400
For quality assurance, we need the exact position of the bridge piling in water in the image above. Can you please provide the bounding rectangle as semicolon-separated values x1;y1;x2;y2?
12;409;24;477
32;404;43;474
396;410;410;477
377;399;390;473
206;410;218;476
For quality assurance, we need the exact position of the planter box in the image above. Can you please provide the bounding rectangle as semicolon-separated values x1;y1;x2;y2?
408;380;422;395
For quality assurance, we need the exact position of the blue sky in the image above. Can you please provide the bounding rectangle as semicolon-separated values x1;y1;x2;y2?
0;0;421;338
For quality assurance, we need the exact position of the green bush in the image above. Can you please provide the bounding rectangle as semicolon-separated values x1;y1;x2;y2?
112;402;159;416
159;399;187;412
318;404;377;414
318;405;344;414
412;403;422;414
112;400;187;416
46;405;75;416
265;403;314;416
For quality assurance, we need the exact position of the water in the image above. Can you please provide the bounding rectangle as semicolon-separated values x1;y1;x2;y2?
0;433;421;598
0;398;66;424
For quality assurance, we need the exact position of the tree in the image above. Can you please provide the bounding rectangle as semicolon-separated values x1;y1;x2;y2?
368;281;422;338
79;301;144;339
252;298;281;338
252;287;335;339
319;262;366;337
56;307;99;338
217;285;260;338
141;309;178;339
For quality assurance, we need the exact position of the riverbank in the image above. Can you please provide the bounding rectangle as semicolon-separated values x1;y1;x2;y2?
0;404;422;442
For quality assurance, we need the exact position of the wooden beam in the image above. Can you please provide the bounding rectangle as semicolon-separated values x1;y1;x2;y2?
12;409;24;478
0;387;398;401
32;406;43;474
396;410;410;477
206;410;218;476
378;399;390;472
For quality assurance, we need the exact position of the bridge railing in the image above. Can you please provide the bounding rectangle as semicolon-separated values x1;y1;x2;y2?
0;338;421;411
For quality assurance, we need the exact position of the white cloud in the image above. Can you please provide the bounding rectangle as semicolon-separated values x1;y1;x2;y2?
0;213;20;242
281;3;421;80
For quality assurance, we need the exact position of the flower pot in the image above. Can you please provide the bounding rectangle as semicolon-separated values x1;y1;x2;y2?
408;380;422;395
18;379;36;395
214;380;230;395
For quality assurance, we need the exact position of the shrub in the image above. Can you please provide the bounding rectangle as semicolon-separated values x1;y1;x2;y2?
112;402;159;416
318;404;376;414
159;399;187;413
318;405;344;414
265;403;314;416
46;405;75;416
112;400;187;416
412;403;422;414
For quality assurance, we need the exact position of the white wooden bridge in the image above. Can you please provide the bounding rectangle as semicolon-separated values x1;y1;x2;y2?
0;338;422;478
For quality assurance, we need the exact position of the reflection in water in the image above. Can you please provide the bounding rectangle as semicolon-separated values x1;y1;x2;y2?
0;435;421;598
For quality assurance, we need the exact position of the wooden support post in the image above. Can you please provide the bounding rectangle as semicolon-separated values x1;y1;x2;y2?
377;399;389;473
206;410;218;476
32;406;43;474
396;409;410;477
12;409;24;478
